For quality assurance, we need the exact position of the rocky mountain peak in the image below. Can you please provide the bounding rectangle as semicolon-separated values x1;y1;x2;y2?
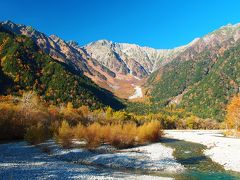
67;40;80;48
49;34;61;42
90;39;113;46
1;20;24;34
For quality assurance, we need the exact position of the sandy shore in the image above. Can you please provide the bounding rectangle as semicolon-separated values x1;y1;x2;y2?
164;130;240;172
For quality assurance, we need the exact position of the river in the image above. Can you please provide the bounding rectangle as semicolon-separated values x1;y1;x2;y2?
161;137;240;179
1;138;240;179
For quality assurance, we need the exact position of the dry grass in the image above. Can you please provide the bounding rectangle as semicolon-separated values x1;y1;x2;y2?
0;93;172;149
0;93;53;142
56;121;163;149
137;121;163;143
57;121;74;148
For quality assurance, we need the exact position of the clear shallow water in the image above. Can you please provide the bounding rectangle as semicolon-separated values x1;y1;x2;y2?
1;139;239;179
41;138;240;179
63;138;240;179
161;138;240;179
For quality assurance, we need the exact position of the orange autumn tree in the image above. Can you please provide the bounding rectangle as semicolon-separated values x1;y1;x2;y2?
225;94;240;136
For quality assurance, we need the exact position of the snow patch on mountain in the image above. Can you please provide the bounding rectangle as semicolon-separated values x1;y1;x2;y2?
129;85;143;99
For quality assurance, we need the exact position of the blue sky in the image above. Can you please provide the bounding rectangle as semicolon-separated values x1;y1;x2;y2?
1;0;240;48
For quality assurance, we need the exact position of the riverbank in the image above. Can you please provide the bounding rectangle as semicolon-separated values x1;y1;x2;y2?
44;140;184;173
0;141;182;179
164;130;240;172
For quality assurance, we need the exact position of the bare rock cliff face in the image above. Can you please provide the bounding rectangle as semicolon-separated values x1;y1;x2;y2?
83;40;187;78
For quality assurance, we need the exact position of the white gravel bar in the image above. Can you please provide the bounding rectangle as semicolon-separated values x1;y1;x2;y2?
164;130;240;172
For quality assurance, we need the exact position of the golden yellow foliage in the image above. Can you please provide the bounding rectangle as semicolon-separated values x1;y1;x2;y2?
78;105;90;118
138;121;162;143
68;121;162;149
74;123;86;140
225;94;240;136
66;102;74;110
84;123;102;147
57;120;73;148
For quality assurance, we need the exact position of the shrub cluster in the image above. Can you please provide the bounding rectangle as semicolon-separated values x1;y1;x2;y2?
0;94;51;140
0;92;222;147
57;120;162;149
135;112;221;130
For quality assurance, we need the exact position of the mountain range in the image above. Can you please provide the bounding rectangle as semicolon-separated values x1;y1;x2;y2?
1;20;240;120
0;22;124;110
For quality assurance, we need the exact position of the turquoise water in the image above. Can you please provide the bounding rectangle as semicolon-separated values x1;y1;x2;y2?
161;138;240;179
